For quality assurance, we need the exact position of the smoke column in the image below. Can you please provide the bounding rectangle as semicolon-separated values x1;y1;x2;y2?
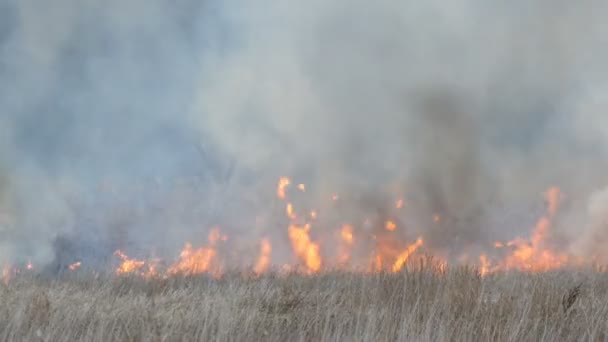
1;0;608;267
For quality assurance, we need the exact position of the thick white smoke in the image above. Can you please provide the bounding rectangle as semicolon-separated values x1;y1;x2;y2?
1;0;608;267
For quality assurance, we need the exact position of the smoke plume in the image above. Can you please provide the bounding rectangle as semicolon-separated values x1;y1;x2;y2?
1;0;608;268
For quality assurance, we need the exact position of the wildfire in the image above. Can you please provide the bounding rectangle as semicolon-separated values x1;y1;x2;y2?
168;228;223;276
392;238;424;272
338;224;354;264
286;203;297;220
53;179;595;279
288;224;321;273
277;177;291;199
483;187;569;273
254;239;272;274
114;250;146;275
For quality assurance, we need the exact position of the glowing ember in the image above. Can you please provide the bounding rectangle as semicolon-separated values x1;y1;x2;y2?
298;183;306;192
396;199;404;209
385;220;397;231
310;210;318;219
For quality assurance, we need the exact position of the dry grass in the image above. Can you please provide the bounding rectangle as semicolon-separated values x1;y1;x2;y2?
1;265;607;341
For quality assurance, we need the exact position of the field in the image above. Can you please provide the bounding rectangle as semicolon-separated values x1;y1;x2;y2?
1;264;607;342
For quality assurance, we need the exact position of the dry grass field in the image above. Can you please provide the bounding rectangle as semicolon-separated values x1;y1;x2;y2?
0;264;607;342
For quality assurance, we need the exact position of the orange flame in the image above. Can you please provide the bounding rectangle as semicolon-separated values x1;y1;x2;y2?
167;228;223;276
277;177;291;199
167;243;216;276
385;220;397;231
338;224;354;264
297;183;306;192
254;239;272;274
488;187;568;273
288;224;321;273
114;250;146;275
392;238;423;272
286;203;297;220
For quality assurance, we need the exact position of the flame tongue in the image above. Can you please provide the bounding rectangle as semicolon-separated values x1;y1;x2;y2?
288;224;321;273
392;238;424;272
254;239;272;274
168;228;222;276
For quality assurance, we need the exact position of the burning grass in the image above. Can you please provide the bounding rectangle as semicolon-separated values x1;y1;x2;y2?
0;264;607;341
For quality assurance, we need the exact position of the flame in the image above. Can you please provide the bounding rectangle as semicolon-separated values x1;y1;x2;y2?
340;224;354;244
167;228;223;276
277;177;291;199
92;180;591;278
479;254;490;276
68;262;82;271
487;187;568;273
288;224;321;273
392;238;424;272
114;250;146;275
286;203;297;220
168;243;216;275
338;224;354;264
254;239;272;274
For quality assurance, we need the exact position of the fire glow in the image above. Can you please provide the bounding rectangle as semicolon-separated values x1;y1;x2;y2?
1;179;597;282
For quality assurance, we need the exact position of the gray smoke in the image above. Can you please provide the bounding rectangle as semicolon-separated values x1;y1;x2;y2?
2;0;608;268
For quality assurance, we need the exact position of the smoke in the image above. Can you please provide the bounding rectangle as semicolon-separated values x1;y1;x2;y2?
2;0;608;267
